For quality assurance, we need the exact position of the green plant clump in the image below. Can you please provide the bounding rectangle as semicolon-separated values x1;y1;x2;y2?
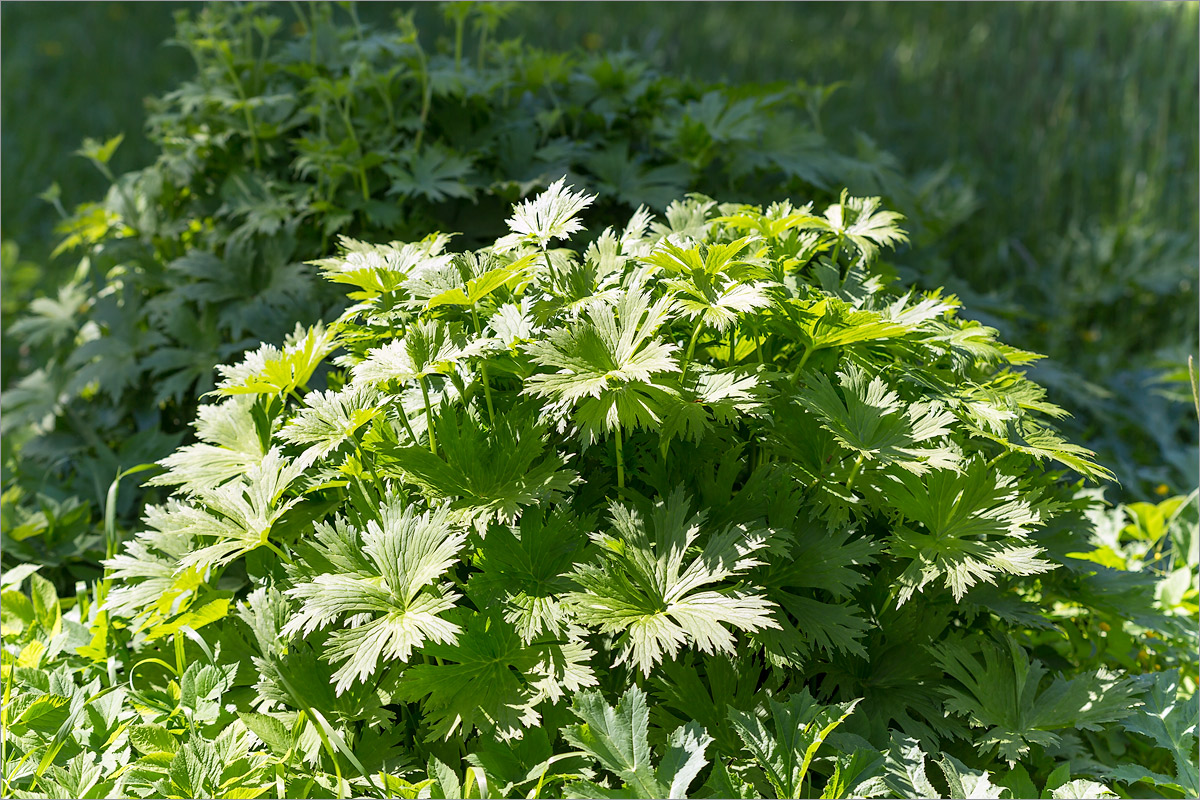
3;186;1194;798
1;2;945;585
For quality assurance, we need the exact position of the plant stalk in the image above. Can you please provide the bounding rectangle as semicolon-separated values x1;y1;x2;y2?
419;376;437;455
679;318;706;385
788;344;814;386
845;453;866;492
472;308;497;425
615;424;625;490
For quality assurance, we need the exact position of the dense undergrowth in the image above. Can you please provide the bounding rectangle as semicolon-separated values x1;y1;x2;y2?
4;2;1195;498
1;1;951;586
1;3;1197;799
4;185;1197;799
510;1;1200;498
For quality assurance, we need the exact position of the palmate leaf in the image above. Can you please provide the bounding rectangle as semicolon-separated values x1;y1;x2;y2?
424;251;537;311
566;489;777;675
880;734;1008;800
757;522;880;660
651;654;782;756
583;146;692;210
495;178;596;251
642;236;771;332
380;409;579;530
934;754;1007;800
65;285;166;402
931;635;1142;764
563;686;712;800
310;234;454;299
1111;670;1199;797
643;235;761;278
102;519;203;623
716;199;820;240
7;281;90;350
350;319;463;387
880;458;1054;603
284;500;467;694
215;323;338;396
398;613;597;741
649;195;717;242
1050;779;1117;799
278;384;382;459
727;690;862;800
974;417;1114;483
820;747;888;800
385;144;477;203
667;275;773;333
546;255;627;322
799;193;908;263
158;448;312;570
523;289;680;442
776;296;923;354
949;374;1057;439
658;367;764;450
489;297;544;349
796;364;959;475
0;368;67;435
149;395;266;491
237;588;394;735
469;506;592;642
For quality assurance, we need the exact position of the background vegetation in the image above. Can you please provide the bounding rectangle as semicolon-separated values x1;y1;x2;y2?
0;2;1196;798
4;1;1196;494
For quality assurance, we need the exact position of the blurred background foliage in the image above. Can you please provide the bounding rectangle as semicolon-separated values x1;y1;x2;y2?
2;1;1196;500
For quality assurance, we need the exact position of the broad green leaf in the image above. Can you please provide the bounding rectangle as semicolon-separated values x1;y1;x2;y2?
398;613;596;741
727;690;861;800
129;724;179;756
285;500;467;694
567;489;777;675
932;635;1141;763
564;686;710;799
1112;670;1199;797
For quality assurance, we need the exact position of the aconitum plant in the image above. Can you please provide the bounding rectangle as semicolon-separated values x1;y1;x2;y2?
5;185;1193;799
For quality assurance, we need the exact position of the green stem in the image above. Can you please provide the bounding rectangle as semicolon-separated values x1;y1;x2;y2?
412;38;431;153
472;308;497;426
615;424;625;490
728;327;737;365
350;472;377;521
542;250;558;287
336;100;370;202
479;365;497;428
679;318;706;385
788;344;814;386
419;377;437;455
477;28;489;71
394;401;419;446
288;1;308;36
377;81;395;128
345;1;364;40
830;234;844;269
262;539;293;566
350;433;386;508
845;453;866;492
223;58;261;170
